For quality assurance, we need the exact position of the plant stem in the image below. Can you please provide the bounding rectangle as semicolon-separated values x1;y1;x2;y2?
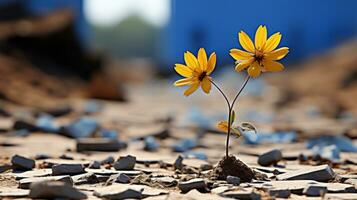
211;75;250;157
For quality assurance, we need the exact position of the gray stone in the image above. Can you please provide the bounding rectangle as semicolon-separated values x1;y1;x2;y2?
174;155;184;170
101;156;115;164
152;177;177;187
88;160;101;169
200;163;213;171
276;165;335;182
11;155;35;170
76;138;126;152
94;186;142;199
269;188;290;198
303;184;327;196
178;178;206;193
19;175;72;189
106;173;131;185
221;190;261;200
113;155;136;170
52;164;85;175
258;149;283;166
226;176;240;186
29;181;87;199
72;173;99;185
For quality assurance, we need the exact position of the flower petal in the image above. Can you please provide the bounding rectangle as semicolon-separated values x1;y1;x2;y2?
174;77;195;87
263;32;281;53
238;31;255;53
217;121;229;132
198;48;208;71
254;25;267;51
206;53;216;75
201;77;211;94
235;57;254;72
265;47;289;60
247;62;262;78
174;64;193;77
184;82;199;96
229;49;253;61
184;51;199;70
262;60;285;72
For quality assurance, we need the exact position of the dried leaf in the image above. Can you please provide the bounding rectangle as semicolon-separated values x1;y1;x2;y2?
239;122;257;133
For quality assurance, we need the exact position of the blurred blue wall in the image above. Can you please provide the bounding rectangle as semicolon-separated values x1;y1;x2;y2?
161;0;357;70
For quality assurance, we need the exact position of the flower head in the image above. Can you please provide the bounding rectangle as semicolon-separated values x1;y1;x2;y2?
174;48;216;96
230;25;289;78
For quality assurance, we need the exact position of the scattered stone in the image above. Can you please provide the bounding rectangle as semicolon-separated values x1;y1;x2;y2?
178;178;206;193
172;138;197;152
276;164;335;182
19;175;73;189
144;136;159;151
34;153;52;160
94;185;143;199
184;151;207;160
221;189;261;200
29;181;87;199
13;120;38;132
268;180;317;195
258;149;283;166
88;160;101;169
114;155;136;170
36;114;59;133
101;156;115;165
72;173;99;185
269;188;291;198
106;173;131;185
86;168;141;176
152;177;177;187
76;138;127;152
99;129;118;139
174;155;184;170
11;154;35;170
226;176;240;186
52;164;85;175
60;117;98;138
303;184;327;196
0;164;12;173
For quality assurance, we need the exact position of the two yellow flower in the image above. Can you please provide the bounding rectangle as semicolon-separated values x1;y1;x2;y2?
174;25;289;96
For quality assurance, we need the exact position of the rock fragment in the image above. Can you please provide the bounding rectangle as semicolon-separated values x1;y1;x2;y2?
88;161;101;169
174;155;184;170
72;173;99;185
221;190;261;200
226;176;240;186
76;138;127;152
106;173;131;185
303;185;327;196
52;164;85;175
178;178;206;193
114;155;136;170
60;117;98;138
144;136;159;151
258;149;283;166
269;188;291;198
276;165;335;182
11;155;35;170
29;181;87;199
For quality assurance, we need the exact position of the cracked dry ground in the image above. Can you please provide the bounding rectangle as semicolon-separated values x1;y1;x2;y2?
1;76;357;200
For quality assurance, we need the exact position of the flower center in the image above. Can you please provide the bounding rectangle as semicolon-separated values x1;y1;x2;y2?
254;51;264;64
198;71;207;81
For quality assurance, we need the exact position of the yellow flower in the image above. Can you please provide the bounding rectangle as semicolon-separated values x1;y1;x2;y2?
230;25;289;78
174;48;216;96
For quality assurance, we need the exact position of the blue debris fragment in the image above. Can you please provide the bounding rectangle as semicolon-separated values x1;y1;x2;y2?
183;151;207;160
61;117;98;138
98;129;118;139
8;129;30;137
307;135;357;152
36;114;59;133
144;136;159;151
312;144;340;160
83;100;103;114
243;131;296;145
172;138;198;152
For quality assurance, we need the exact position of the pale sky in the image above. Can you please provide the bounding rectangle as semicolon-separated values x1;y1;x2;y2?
84;0;170;27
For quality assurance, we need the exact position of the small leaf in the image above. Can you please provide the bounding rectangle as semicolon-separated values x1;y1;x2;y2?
239;122;257;134
231;127;243;138
229;110;236;125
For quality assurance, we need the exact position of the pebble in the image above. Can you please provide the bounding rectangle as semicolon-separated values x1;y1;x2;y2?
106;173;131;184
114;155;136;170
11;155;35;170
221;190;261;200
243;131;296;145
269;188;291;198
76;138;127;152
226;175;240;186
101;156;115;164
183;151;207;160
60;117;98;138
29;181;87;199
52;164;85;175
94;185;143;199
151;177;177;187
19;175;73;189
178;178;206;193
172;138;197;152
174;155;184;170
276;164;335;182
72;173;99;185
258;149;283;166
303;184;327;196
35;114;59;133
88;160;101;169
200;163;213;171
144;136;159;151
99;129;118;139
